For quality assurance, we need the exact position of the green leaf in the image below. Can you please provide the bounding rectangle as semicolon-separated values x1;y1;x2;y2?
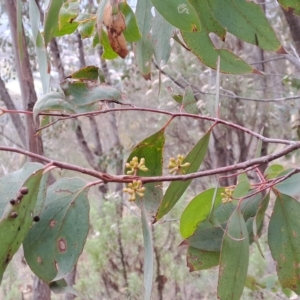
150;0;201;32
180;188;225;239
217;208;249;300
92;30;100;47
49;279;80;296
99;29;119;60
207;0;282;52
141;202;153;300
275;171;300;196
61;80;122;107
240;192;263;221
0;163;45;282
188;225;225;251
119;2;141;42
54;23;79;37
182;30;254;74
167;87;183;104
253;192;270;257
66;66;100;81
44;0;64;45
135;0;153;79
77;14;96;39
187;201;236;251
232;174;250;200
182;86;198;114
58;1;79;31
189;0;226;39
23;178;90;283
155;129;211;221
187;247;219;271
152;10;174;67
268;194;300;294
264;164;284;179
125;128;165;215
33;91;76;123
29;0;50;94
279;0;300;16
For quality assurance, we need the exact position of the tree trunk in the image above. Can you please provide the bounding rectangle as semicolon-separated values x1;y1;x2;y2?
0;76;26;146
4;0;51;299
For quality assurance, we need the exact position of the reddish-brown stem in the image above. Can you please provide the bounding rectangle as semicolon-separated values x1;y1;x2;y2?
33;107;294;145
1;143;300;184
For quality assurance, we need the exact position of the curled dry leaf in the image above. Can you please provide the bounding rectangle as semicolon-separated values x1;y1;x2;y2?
101;2;128;58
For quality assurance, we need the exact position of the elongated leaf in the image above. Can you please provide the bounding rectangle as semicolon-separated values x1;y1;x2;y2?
33;91;76;123
279;0;300;16
29;0;50;94
125;128;165;215
189;0;225;39
253;192;269;257
141;202;153;300
135;0;153;79
152;10;174;67
23;178;90;282
0;163;45;282
61;80;122;106
155;129;211;221
77;14;96;39
66;66;100;81
268;194;300;294
182;30;254;74
151;0;201;32
182;86;198;114
119;2;141;42
233;181;250;201
188;226;225;251
58;1;79;31
217;208;249;300
99;28;119;59
275;171;300;196
187;247;219;271
44;0;64;45
180;188;225;239
207;0;282;52
264;164;284;179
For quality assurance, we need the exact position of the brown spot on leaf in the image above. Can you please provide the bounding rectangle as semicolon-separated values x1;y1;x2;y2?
16;193;23;201
58;238;67;253
37;256;42;264
101;2;128;58
293;231;297;237
20;187;29;195
187;260;194;272
33;216;40;222
280;253;286;262
49;220;57;228
10;212;18;218
277;46;287;54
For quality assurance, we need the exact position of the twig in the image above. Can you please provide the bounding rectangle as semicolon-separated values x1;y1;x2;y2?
1;142;300;184
36;107;295;145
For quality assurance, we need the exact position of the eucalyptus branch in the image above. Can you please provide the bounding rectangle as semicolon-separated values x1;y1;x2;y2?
37;107;295;145
1;141;300;184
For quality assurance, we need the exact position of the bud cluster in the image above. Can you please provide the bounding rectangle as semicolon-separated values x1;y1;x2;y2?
221;188;234;204
123;180;146;202
125;157;149;175
168;154;191;175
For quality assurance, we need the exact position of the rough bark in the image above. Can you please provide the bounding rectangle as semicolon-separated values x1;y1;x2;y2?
0;76;26;146
4;0;50;299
